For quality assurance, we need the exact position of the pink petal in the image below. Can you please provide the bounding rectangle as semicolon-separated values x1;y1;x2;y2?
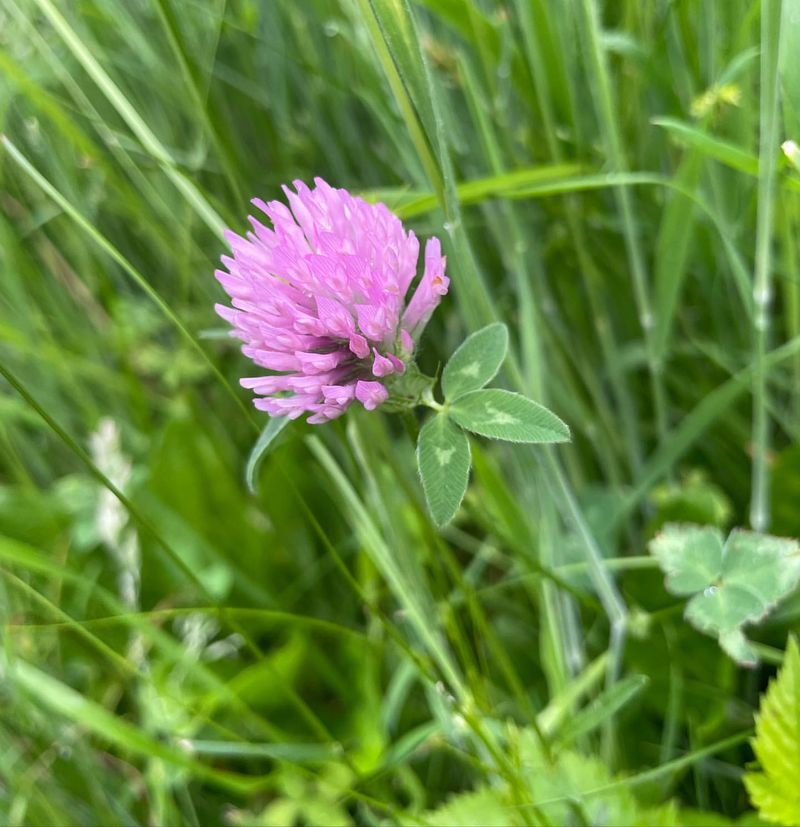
401;238;448;338
387;353;406;374
294;349;349;374
355;380;389;411
315;295;355;338
372;349;397;378
349;333;370;359
322;383;357;405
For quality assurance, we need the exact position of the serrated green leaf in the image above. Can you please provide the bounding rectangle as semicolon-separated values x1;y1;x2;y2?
449;389;570;444
650;525;800;665
518;731;680;826
442;323;508;401
246;416;290;493
744;636;800;826
421;786;517;827
417;414;471;527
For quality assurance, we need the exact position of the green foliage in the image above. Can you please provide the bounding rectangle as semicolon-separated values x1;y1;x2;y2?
556;674;649;746
519;748;680;827
780;0;800;134
245;415;290;493
770;444;800;536
441;322;508;401
421;787;515;827
417;321;564;523
650;526;800;665
416;413;470;527
647;471;733;536
229;764;356;827
449;388;570;444
421;729;682;827
745;636;800;826
0;0;797;823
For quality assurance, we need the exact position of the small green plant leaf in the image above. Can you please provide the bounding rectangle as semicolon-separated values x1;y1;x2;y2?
417;414;471;527
518;730;681;826
421;787;515;827
744;635;800;826
449;389;570;444
650;525;800;665
649;524;726;595
246;416;290;493
442;322;508;401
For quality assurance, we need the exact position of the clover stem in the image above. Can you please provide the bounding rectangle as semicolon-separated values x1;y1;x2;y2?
420;386;445;412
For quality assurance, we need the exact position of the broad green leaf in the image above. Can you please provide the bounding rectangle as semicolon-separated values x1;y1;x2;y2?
745;636;800;826
246;416;290;493
417;414;471;527
449;389;570;444
650;525;800;665
442;322;508;401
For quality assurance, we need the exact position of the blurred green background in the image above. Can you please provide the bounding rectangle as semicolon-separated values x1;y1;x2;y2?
1;0;799;824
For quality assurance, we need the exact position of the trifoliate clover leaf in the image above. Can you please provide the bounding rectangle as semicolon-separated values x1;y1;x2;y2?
649;525;800;666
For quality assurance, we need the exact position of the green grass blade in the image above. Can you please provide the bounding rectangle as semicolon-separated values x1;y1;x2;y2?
750;0;786;532
29;0;228;238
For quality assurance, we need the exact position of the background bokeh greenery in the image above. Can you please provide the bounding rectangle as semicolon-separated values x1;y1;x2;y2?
1;0;799;824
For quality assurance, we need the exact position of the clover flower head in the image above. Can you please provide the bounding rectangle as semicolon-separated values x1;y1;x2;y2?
215;178;448;423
